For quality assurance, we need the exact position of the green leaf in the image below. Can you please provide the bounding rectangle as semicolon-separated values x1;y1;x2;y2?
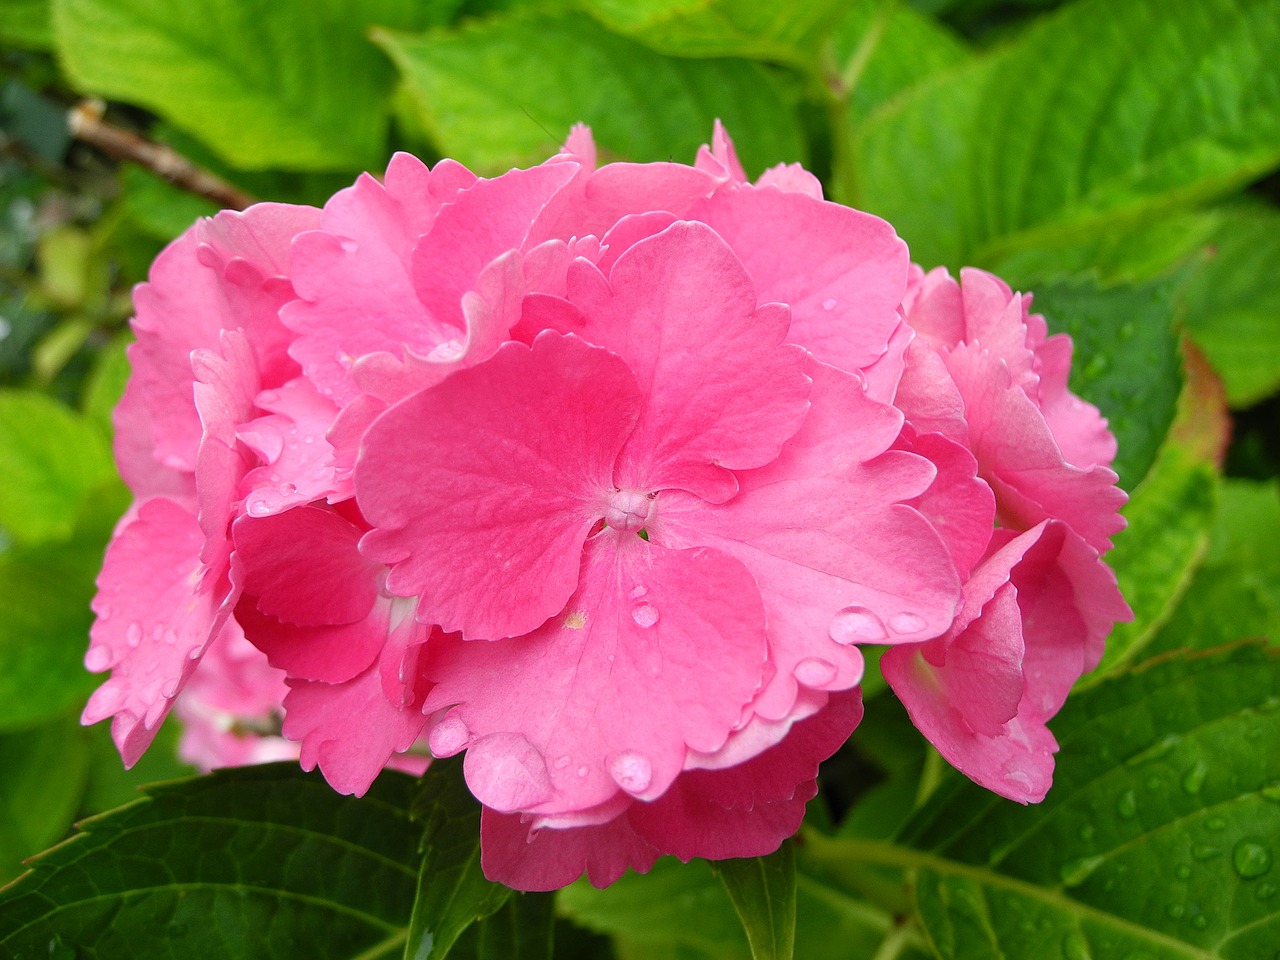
1031;276;1182;493
403;758;510;960
81;334;132;436
855;0;1280;268
1148;479;1280;658
1179;207;1280;408
576;0;847;69
374;13;804;178
807;642;1280;960
0;714;91;885
0;0;52;50
121;166;220;242
0;764;425;958
1087;443;1217;681
0;389;113;545
52;0;463;171
712;844;797;960
473;891;555;960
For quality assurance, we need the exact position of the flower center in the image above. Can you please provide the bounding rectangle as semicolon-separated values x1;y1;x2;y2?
603;489;653;533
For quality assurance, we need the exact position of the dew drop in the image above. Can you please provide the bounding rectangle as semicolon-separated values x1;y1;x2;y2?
1190;914;1208;930
794;657;837;686
1078;824;1096;841
628;585;647;600
631;603;659;628
279;481;297;496
257;390;280;405
829;606;886;644
1175;865;1191;880
576;765;588;778
554;755;570;769
1115;789;1138;819
85;646;112;671
609;750;652;793
822;298;838;311
1232;840;1273;879
1260;781;1280;803
1058;855;1104;887
1165;904;1185;920
1181;760;1208;795
428;712;471;758
1191;844;1220;861
161;678;179;699
1206;816;1226;832
1256;882;1278;901
1060;931;1091;960
247;500;271;517
97;604;112;621
125;623;143;648
889;612;927;634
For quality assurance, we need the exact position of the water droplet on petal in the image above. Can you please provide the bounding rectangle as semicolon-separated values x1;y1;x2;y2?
628;585;647;600
554;755;570;769
1115;789;1138;819
631;603;659;628
1233;840;1273;879
428;712;471;758
85;646;112;671
822;298;838;311
609;751;652;793
125;624;143;648
257;390;280;405
247;500;271;517
794;658;837;686
97;604;112;621
576;765;588;778
829;606;886;644
161;678;179;699
279;481;297;496
889;612;927;634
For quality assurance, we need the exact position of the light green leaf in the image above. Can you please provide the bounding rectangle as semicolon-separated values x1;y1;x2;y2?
52;0;462;171
1179;207;1280;408
856;0;1280;268
81;334;133;436
808;643;1280;960
1148;479;1280;657
0;714;91;885
712;844;796;960
577;0;847;69
1087;443;1217;681
0;389;113;545
0;764;425;958
374;13;804;178
1032;276;1182;493
403;758;511;960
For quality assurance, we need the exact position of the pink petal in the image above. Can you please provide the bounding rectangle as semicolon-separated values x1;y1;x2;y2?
687;186;908;375
421;535;768;816
480;806;660;892
896;429;995;581
569;220;811;501
358;332;642;640
83;497;225;765
694;119;748;184
658;359;961;720
945;342;1127;552
238;377;344;518
628;689;862;860
281;617;433;796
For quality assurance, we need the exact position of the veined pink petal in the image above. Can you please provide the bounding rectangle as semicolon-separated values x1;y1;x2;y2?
658;359;961;720
238;377;344;518
687;186;908;375
83;497;225;765
569;220;811;501
358;332;642;640
422;535;767;817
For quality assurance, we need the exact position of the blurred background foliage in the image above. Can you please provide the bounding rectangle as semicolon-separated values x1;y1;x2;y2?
1;0;1278;957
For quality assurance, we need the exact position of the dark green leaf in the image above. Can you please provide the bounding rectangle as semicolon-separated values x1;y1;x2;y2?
1032;276;1182;492
712;844;796;960
807;643;1280;960
0;389;113;545
855;0;1280;267
52;0;462;171
474;891;555;960
0;764;425;959
374;13;804;177
404;757;511;960
0;714;90;885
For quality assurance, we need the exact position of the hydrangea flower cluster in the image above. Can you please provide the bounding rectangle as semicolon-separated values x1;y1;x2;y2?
85;125;1130;890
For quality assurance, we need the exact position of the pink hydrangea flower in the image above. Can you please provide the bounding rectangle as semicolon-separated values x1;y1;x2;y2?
85;124;1129;890
881;266;1132;802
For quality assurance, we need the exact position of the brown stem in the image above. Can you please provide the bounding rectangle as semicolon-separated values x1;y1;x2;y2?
68;99;258;211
